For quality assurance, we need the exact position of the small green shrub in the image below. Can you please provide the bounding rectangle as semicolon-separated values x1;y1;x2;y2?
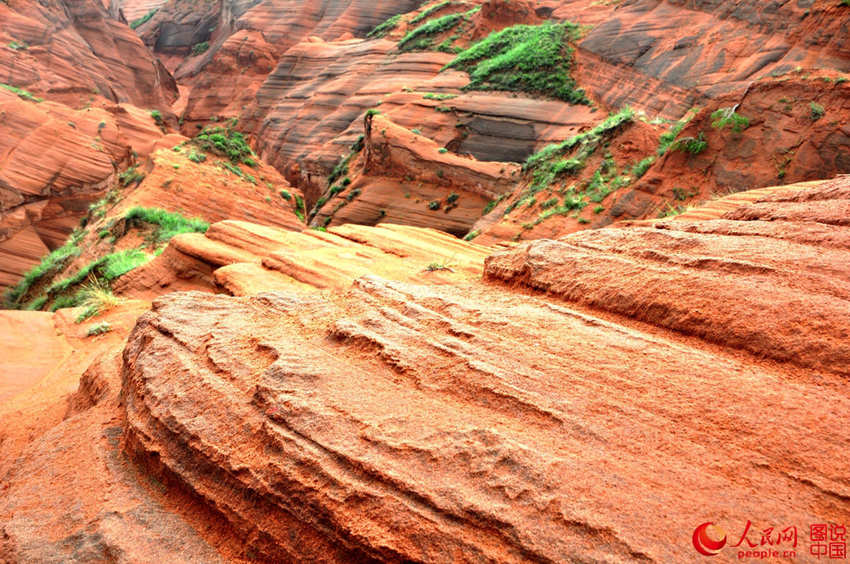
193;126;255;164
188;150;206;163
399;7;479;51
279;189;292;201
657;113;695;155
191;41;209;56
809;101;825;120
86;322;112;337
342;188;361;202
631;156;655;179
411;1;452;25
463;230;480;241
425;261;454;272
8;40;28;51
119;165;145;186
710;108;750;132
428;200;441;210
150;110;164;126
438;147;448;153
671;132;707;155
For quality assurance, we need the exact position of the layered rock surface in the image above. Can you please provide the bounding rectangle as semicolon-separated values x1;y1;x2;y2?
114;220;491;298
116;179;850;561
0;0;177;108
572;0;850;116
0;92;166;288
4;180;848;561
0;0;181;289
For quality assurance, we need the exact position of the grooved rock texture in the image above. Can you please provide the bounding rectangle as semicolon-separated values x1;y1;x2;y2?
485;175;850;376
311;114;521;235
0;93;166;288
572;0;850;117
0;0;177;108
0;301;229;563
120;260;849;560
114;220;491;298
3;180;850;561
151;0;423;119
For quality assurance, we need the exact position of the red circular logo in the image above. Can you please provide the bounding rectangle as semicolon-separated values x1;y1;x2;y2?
693;522;727;556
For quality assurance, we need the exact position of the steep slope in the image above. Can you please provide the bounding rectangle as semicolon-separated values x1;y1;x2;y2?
0;0;181;289
0;0;177;108
0;93;167;288
573;0;850;117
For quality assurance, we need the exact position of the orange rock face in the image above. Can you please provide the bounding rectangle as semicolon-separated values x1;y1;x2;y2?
0;94;165;288
3;0;850;560
572;0;850;117
0;0;176;108
3;179;850;561
0;0;181;289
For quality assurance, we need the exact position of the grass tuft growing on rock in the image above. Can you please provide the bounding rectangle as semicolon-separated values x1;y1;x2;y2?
0;83;43;102
124;207;209;245
399;7;479;51
193;126;256;165
130;9;157;29
191;41;209;56
710;107;750;132
86;322;112;337
444;21;588;104
367;14;402;38
2;242;81;308
411;1;453;25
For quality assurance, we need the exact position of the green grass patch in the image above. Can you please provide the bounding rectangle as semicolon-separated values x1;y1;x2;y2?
0;83;43;102
423;92;457;100
193;126;256;165
130;9;157;29
2;242;81;308
444;21;588;104
671;132;707;155
710;107;750;132
191;41;209;56
657;112;696;155
86;322;112;337
399;7;478;51
124;207;209;245
119;165;145;186
631;156;655;179
46;248;151;307
411;1;453;24
367;13;402;38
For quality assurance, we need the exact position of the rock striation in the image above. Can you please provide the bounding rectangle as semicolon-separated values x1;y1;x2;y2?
3;179;850;561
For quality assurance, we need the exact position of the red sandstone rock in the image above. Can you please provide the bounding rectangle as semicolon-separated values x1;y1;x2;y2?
3;179;850;561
